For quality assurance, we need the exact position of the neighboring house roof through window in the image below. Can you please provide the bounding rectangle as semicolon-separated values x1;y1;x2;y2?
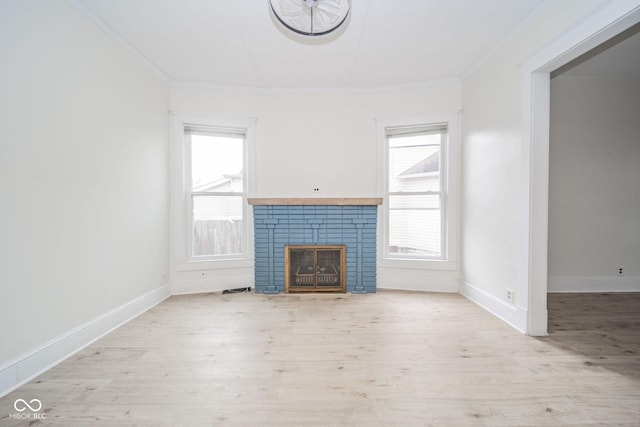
399;151;439;178
192;172;242;192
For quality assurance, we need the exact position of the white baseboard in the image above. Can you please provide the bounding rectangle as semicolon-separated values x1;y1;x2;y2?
0;283;171;398
377;278;459;293
171;279;254;295
171;280;238;295
548;276;640;293
377;267;460;293
171;268;254;295
459;280;527;334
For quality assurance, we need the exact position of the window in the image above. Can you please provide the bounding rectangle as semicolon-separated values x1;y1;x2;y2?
387;124;446;259
185;125;246;258
383;122;450;261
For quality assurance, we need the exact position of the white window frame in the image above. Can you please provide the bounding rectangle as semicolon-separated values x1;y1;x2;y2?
171;114;256;269
376;114;459;271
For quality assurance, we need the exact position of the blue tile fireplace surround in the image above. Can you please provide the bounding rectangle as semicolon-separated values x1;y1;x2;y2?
248;198;382;294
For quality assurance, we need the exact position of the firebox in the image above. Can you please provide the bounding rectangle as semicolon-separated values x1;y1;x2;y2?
285;245;346;293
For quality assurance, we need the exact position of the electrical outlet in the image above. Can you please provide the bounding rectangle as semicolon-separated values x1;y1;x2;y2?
506;288;515;304
617;266;624;276
313;187;320;192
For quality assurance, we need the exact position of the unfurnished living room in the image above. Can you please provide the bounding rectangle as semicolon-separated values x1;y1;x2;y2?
1;0;640;425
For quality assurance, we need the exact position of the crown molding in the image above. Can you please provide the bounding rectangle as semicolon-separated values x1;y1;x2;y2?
65;0;170;83
170;76;461;96
461;0;553;80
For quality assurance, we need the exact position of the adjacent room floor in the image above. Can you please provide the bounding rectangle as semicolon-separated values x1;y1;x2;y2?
1;291;639;426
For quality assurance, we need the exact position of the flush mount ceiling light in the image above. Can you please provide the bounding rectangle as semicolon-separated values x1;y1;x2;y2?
269;0;350;37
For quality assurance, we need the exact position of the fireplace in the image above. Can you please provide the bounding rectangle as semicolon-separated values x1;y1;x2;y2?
248;198;381;294
285;245;346;293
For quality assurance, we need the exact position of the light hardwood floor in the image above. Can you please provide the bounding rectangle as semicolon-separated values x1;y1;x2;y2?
1;291;639;426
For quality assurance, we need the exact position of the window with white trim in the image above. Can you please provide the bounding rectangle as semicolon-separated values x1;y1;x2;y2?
385;123;448;260
185;125;246;258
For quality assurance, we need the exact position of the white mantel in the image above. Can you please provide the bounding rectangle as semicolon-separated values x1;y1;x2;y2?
247;198;382;206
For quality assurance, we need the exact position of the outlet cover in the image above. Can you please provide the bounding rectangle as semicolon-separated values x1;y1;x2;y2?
506;288;515;304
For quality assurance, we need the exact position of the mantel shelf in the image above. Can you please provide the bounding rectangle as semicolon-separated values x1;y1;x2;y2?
247;198;382;206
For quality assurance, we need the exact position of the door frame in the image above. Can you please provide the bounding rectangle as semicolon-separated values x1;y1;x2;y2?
521;2;640;335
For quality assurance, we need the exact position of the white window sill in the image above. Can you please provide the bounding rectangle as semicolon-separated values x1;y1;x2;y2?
379;257;457;271
175;258;254;272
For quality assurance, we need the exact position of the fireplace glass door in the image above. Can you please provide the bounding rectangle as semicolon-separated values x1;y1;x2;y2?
285;245;346;293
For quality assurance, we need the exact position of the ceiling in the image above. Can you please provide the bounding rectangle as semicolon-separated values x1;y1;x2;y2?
76;0;544;89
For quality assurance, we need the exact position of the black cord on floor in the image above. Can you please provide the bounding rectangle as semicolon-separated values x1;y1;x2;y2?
222;287;252;294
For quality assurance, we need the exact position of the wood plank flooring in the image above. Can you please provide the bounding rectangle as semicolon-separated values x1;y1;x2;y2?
1;291;639;426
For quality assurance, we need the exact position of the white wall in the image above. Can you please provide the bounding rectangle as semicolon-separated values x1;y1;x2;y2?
172;82;460;198
0;0;170;392
548;74;640;291
460;0;611;331
170;81;461;292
